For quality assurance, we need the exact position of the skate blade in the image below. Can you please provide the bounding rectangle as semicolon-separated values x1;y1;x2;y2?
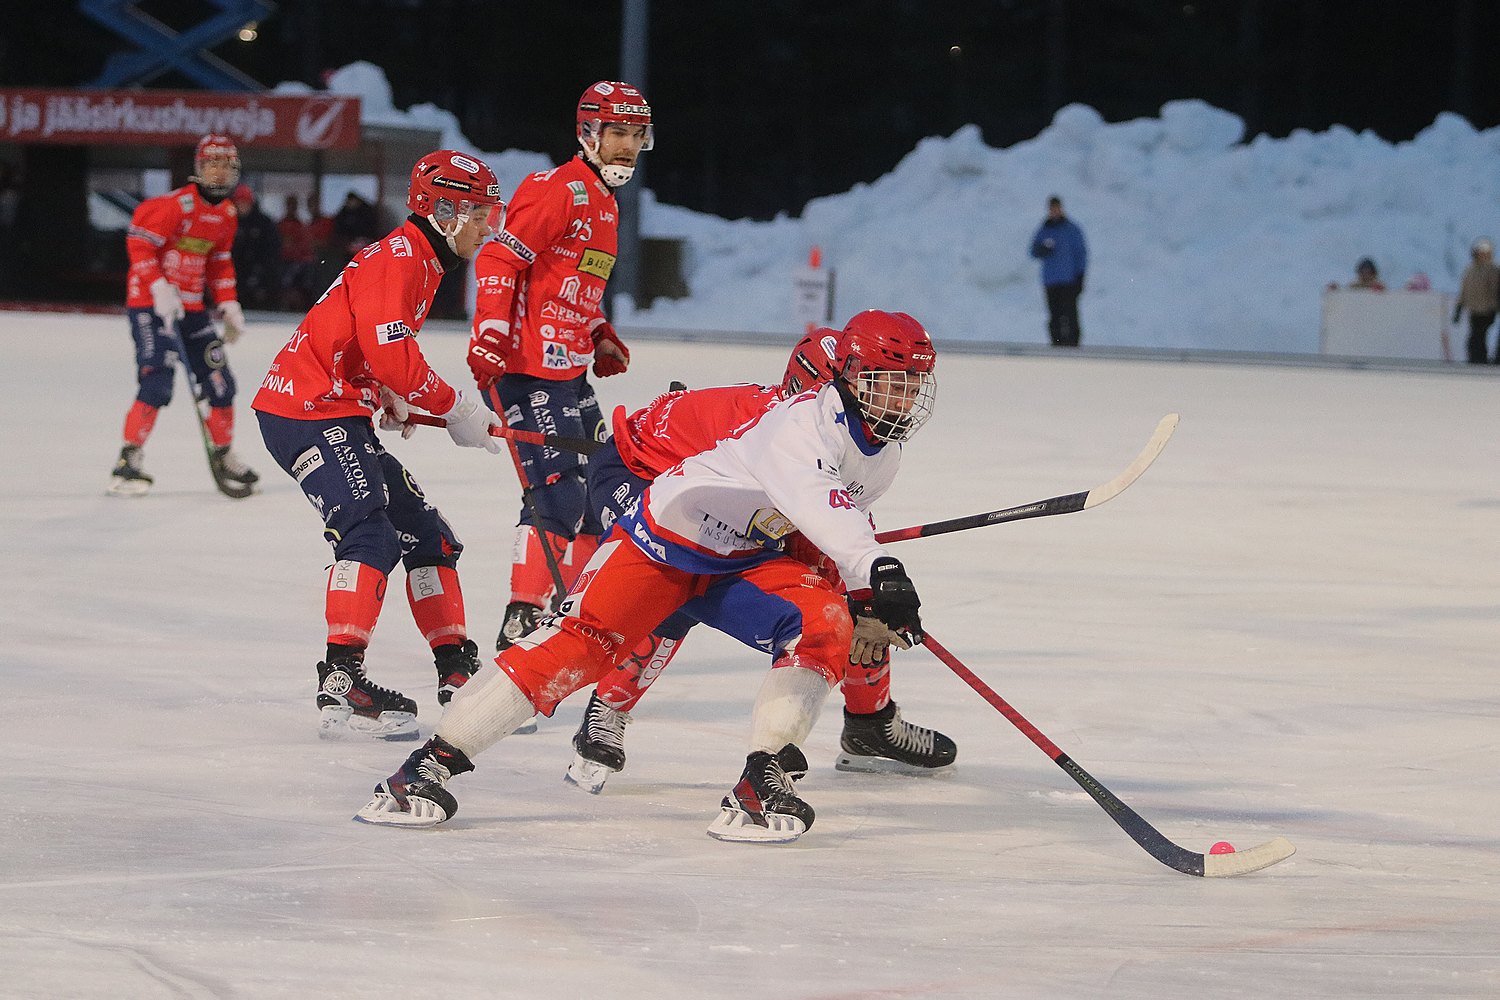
834;751;954;776
353;790;448;827
511;714;539;735
562;755;614;794
107;479;151;497
706;806;806;844
319;708;421;742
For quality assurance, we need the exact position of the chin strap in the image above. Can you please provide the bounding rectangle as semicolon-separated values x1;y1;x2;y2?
581;138;634;188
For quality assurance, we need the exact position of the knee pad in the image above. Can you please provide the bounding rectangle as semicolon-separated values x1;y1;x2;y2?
136;365;175;408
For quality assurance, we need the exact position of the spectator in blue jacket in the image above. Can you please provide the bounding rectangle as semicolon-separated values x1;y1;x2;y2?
1029;195;1088;346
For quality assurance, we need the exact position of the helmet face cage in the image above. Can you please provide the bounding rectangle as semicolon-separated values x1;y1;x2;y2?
408;151;505;236
192;134;240;199
849;369;936;443
836;310;938;443
782;328;841;395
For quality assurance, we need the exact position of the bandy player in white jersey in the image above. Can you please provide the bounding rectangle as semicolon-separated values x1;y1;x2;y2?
357;310;938;843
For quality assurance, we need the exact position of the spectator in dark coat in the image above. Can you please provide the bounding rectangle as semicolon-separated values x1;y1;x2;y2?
1029;195;1088;347
231;185;282;310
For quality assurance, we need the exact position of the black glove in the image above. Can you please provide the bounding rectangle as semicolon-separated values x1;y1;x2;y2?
867;556;922;639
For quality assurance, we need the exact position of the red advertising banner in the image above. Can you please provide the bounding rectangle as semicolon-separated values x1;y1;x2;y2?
0;88;361;150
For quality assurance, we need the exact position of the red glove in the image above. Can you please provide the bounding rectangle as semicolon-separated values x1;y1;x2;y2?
469;320;510;389
591;320;630;378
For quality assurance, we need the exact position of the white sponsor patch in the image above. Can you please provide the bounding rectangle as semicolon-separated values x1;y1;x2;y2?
496;229;536;263
328;560;360;592
408;565;444;601
375;319;412;345
290;446;324;483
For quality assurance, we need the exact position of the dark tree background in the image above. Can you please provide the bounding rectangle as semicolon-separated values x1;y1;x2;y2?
3;0;1495;221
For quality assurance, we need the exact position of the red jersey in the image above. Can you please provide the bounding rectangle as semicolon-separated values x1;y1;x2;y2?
252;220;458;422
472;156;618;380
125;184;238;312
613;383;782;478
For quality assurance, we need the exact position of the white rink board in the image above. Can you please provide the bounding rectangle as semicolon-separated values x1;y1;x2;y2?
1320;288;1451;360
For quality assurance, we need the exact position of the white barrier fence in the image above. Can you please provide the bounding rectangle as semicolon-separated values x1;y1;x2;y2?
1321;288;1452;361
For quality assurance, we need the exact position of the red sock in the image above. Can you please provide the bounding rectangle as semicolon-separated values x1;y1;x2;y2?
205;406;233;448
563;533;600;589
325;560;387;647
123;400;159;447
841;653;892;715
509;525;569;608
406;565;467;649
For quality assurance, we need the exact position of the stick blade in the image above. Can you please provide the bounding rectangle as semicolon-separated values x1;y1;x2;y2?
1081;412;1179;510
1201;836;1296;878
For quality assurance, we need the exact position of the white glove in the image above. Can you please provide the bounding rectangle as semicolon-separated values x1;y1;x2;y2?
149;277;184;326
441;389;502;453
218;300;245;344
377;387;415;439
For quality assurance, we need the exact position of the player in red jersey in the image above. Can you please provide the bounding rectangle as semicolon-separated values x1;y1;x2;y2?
253;151;506;741
110;134;257;497
467;81;651;651
562;329;956;792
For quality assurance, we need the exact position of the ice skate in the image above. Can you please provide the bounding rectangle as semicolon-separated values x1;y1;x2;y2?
495;600;542;651
316;653;419;741
107;445;153;497
208;445;258;499
563;691;632;794
707;749;815;844
434;639;481;706
835;702;956;775
355;736;474;827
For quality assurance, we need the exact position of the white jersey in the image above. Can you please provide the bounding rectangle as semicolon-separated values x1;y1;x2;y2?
620;382;899;589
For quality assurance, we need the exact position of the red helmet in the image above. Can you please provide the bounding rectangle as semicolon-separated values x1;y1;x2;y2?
576;81;654;150
782;327;841;396
192;134;240;199
407;150;505;235
835;310;937;442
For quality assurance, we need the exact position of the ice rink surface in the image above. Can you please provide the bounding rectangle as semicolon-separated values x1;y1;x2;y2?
2;312;1497;999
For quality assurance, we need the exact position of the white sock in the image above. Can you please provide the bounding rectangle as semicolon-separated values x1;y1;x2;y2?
748;663;833;755
435;663;537;759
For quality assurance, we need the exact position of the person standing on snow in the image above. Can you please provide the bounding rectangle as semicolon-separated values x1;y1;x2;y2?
1029;195;1088;347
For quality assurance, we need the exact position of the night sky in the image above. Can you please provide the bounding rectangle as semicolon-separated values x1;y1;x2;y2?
4;0;1495;221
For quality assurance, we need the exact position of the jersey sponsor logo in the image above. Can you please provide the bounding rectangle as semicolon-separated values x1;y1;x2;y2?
415;299;427;323
598;209;615;223
496;229;536;263
747;508;795;547
450;153;481;173
260;372;295;396
322;426;349;446
389;235;412;258
632;522;668;562
375;319;412;345
559;275;581;303
542;341;572;370
177;193;195;213
175;235;215;254
568;180;589;206
578;248;616;280
290;446;324;483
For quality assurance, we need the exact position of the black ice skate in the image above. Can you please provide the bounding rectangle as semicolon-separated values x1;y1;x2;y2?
707;749;816;844
434;639;481;706
355;736;474;827
495;602;543;734
835;701;957;775
108;445;154;497
563;691;633;794
495;600;542;651
208;445;258;499
316;652;419;741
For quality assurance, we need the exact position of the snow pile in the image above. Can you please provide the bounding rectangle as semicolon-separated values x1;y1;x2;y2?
304;63;1500;352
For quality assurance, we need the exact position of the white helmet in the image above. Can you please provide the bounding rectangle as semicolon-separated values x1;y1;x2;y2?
1473;238;1494;256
